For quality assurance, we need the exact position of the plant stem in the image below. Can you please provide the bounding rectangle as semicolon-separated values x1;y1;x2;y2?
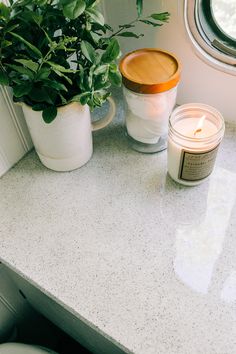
110;18;139;38
38;47;54;72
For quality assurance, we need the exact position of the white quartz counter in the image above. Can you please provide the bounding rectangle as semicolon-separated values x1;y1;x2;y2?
1;93;236;354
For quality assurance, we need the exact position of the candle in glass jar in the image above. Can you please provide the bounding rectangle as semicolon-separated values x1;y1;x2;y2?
168;103;225;186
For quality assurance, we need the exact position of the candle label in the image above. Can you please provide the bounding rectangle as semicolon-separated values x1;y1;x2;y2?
179;145;219;181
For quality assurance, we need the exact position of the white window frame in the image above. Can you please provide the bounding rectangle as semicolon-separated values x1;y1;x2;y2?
184;0;236;76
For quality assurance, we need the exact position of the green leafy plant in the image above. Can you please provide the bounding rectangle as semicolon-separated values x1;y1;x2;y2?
0;0;170;123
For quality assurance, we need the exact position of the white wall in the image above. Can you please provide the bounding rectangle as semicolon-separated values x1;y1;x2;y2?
102;0;236;123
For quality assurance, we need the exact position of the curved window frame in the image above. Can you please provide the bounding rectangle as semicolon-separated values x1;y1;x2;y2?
184;0;236;75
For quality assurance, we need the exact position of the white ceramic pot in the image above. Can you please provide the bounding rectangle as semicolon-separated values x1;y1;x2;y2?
21;97;116;171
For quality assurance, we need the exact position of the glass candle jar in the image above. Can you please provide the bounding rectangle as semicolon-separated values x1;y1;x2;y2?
168;103;225;186
119;48;181;153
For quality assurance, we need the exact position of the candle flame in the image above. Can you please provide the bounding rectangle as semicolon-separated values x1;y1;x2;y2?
194;115;206;136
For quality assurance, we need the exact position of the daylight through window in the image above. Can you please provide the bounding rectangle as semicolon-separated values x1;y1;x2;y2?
212;0;236;40
185;0;236;72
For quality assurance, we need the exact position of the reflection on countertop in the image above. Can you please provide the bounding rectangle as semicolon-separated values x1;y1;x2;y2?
174;167;236;295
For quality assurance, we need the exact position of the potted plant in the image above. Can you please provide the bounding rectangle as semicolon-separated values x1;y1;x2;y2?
0;0;169;171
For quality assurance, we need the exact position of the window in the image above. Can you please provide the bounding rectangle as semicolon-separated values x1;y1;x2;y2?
185;0;236;74
212;0;236;40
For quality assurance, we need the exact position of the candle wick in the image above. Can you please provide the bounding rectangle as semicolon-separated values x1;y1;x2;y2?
194;128;202;136
194;115;206;136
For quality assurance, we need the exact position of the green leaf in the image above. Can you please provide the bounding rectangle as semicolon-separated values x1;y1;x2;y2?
4;23;19;33
104;24;113;31
92;90;110;107
59;94;67;105
80;92;91;105
109;63;118;72
42;106;57;124
62;0;86;20
12;0;32;9
69;94;82;103
13;83;33;97
0;3;10;21
14;59;39;73
9;32;42;58
140;19;162;27
0;69;9;85
85;20;91;31
36;67;51;80
101;38;120;64
28;87;54;104
94;75;110;91
6;64;34;79
31;13;43;25
118;31;142;38
150;12;170;22
93;93;103;107
89;31;100;44
94;64;108;75
44;80;68;92
109;70;122;86
32;103;48;111
86;8;104;26
83;73;92;90
85;0;97;6
47;61;75;73
136;0;143;17
11;77;23;85
53;69;73;85
118;24;135;29
81;41;96;63
2;40;12;48
78;64;85;90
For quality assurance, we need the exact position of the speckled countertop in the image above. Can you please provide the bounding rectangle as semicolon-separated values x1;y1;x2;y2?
1;91;236;354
